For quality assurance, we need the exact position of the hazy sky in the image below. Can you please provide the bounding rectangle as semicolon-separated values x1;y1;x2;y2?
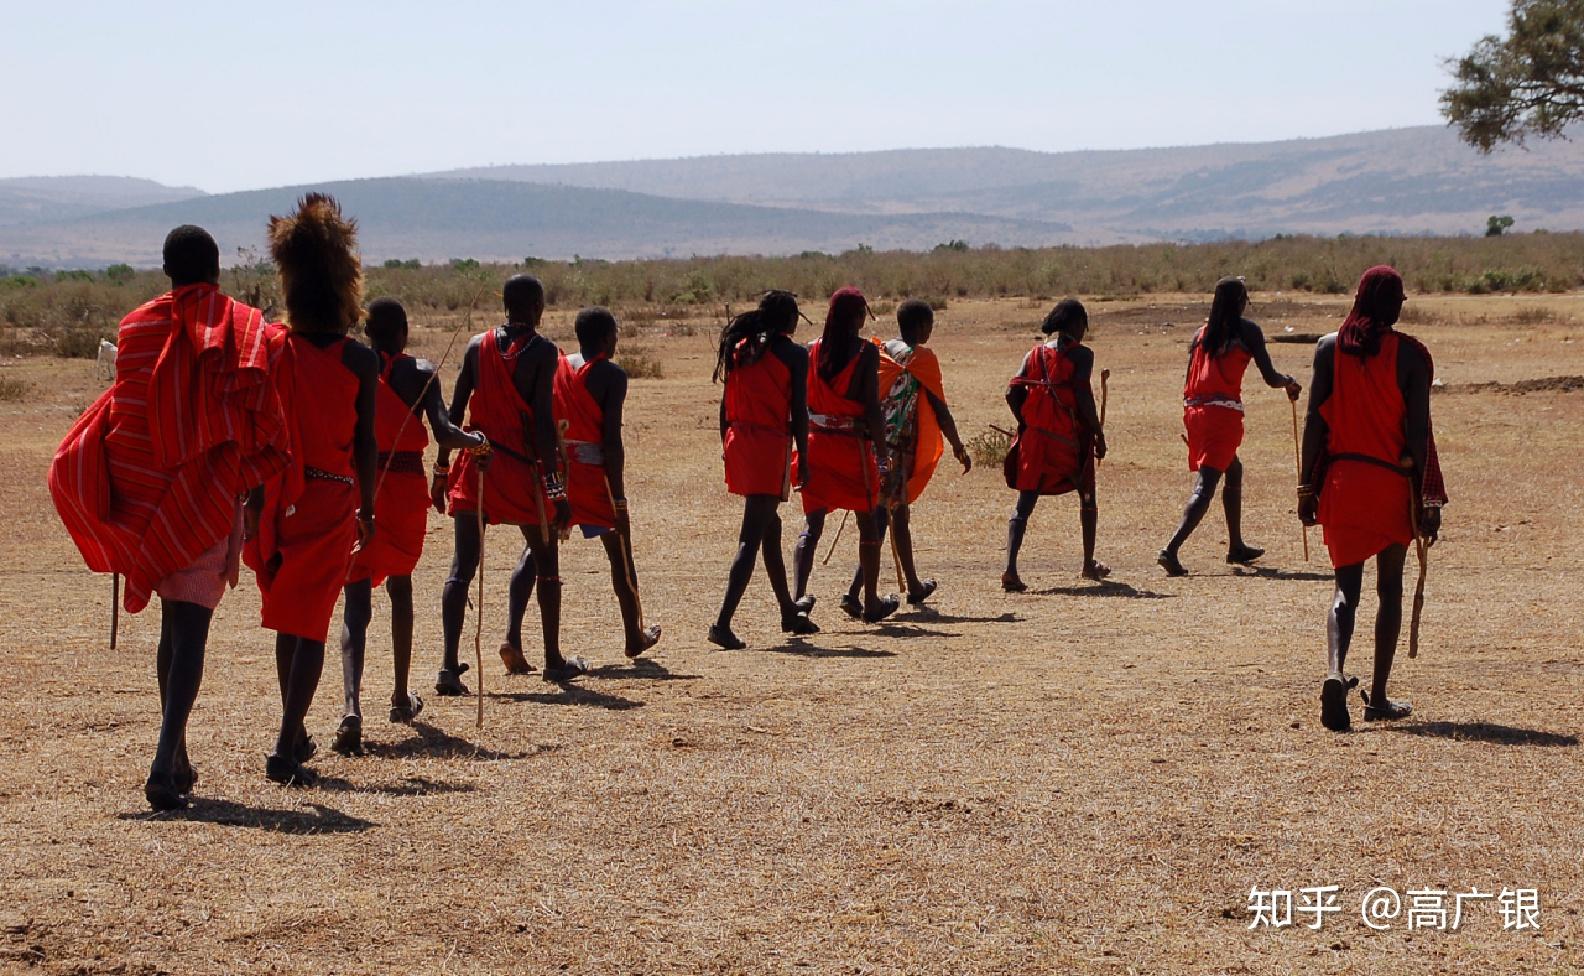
1;0;1510;193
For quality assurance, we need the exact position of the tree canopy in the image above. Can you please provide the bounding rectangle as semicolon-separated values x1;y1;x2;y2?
1443;0;1584;151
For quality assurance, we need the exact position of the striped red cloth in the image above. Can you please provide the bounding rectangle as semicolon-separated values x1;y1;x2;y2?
49;284;289;613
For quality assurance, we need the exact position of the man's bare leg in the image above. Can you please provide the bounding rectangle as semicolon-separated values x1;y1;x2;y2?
535;534;586;681
1160;467;1223;576
1364;544;1412;720
437;514;481;694
712;496;774;649
792;509;827;602
268;633;324;786
1002;490;1037;592
602;531;660;656
1321;562;1365;732
499;537;536;674
1222;458;1263;564
1079;495;1108;580
146;599;211;810
855;510;899;623
385;575;422;723
334;578;372;755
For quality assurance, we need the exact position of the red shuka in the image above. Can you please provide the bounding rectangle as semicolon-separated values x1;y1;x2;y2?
793;339;877;514
447;329;556;527
1318;332;1414;568
347;353;431;586
722;340;793;499
1005;341;1093;496
1182;326;1251;472
244;328;360;642
554;352;616;529
50;285;288;613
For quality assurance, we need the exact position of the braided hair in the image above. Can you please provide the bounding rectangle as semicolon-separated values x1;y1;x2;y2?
1202;276;1248;356
818;286;870;381
712;290;800;382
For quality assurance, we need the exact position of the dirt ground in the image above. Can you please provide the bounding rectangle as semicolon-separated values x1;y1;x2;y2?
0;292;1580;975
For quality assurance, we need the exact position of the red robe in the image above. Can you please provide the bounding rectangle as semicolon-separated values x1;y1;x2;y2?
50;285;288;613
722;340;793;499
1182;326;1250;473
793;339;877;514
554;352;616;529
244;328;360;642
1318;332;1415;568
447;329;557;528
347;353;431;586
1005;341;1093;496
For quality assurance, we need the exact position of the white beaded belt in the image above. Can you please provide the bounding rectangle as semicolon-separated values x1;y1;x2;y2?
1184;397;1245;413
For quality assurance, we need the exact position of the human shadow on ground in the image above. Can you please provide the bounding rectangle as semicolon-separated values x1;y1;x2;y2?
761;639;897;659
586;659;702;682
363;721;554;761
315;775;478;798
489;682;644;711
1034;580;1171;600
1385;722;1580;748
119;798;375;834
1231;565;1333;583
894;608;1024;626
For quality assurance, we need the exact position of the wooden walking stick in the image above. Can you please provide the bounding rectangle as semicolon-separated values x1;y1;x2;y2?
109;573;120;650
820;511;849;566
474;462;486;727
1096;368;1110;466
604;475;646;630
1406;465;1428;660
1290;398;1309;562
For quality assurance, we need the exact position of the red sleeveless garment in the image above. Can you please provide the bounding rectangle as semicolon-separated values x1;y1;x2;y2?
1182;325;1252;472
554;352;617;530
244;328;360;641
447;328;556;527
1318;332;1414;568
793;338;877;514
722;339;793;499
1005;340;1092;496
348;353;431;585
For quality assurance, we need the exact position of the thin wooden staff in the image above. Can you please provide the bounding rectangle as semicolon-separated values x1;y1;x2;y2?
1096;368;1110;467
604;475;646;632
474;460;486;727
109;573;120;650
820;511;849;566
1290;398;1309;562
1406;464;1428;660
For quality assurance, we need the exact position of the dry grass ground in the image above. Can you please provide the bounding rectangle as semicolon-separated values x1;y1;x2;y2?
0;293;1580;975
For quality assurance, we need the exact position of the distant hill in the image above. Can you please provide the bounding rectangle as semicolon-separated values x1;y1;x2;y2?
6;126;1584;267
432;126;1584;238
0;178;1076;268
0;176;205;227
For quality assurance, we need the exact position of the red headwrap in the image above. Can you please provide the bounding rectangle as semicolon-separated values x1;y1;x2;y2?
825;286;869;330
1338;265;1406;357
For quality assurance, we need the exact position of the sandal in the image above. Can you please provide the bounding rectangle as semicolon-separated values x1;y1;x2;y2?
331;715;363;757
794;595;816;615
389;693;424;724
1081;561;1111;582
906;579;938;605
1320;675;1358;733
1001;572;1027;593
862;595;900;624
1361;690;1413;722
1157;550;1188;578
265;753;319;788
435;667;471;697
626;625;662;659
707;624;747;650
1226;545;1266;566
498;642;536;675
839;592;864;620
781;609;819;635
542;656;591;683
144;770;189;812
